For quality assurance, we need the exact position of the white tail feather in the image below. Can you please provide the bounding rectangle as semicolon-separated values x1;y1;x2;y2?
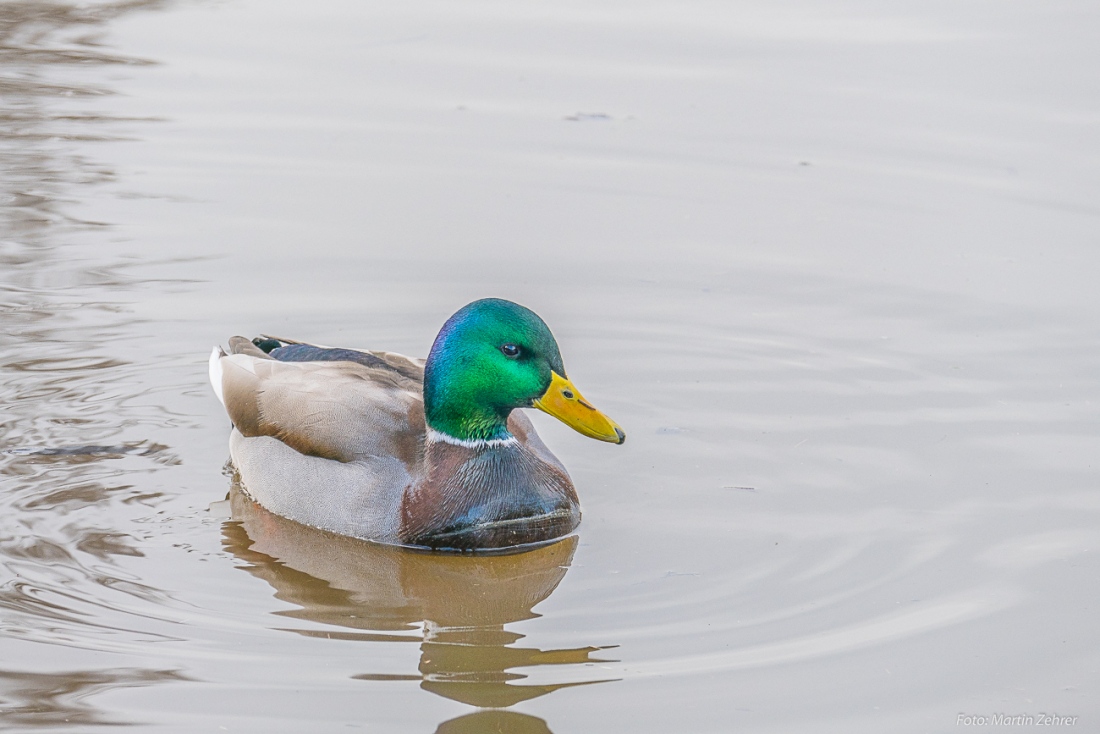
209;346;226;406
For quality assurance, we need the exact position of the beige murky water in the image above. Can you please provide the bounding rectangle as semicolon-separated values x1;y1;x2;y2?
1;1;1098;731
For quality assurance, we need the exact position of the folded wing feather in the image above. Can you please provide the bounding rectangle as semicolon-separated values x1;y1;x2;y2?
215;341;426;469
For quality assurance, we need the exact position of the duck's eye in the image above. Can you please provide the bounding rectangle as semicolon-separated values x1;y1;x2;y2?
500;343;521;358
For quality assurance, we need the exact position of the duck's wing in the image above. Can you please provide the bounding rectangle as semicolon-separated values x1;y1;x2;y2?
210;338;426;468
256;336;425;383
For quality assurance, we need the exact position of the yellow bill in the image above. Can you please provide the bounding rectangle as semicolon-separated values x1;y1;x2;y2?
533;371;625;444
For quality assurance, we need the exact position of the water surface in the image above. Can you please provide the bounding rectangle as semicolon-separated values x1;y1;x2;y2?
1;1;1098;731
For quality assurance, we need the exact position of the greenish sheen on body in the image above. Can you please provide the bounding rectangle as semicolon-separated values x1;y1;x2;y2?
423;299;566;442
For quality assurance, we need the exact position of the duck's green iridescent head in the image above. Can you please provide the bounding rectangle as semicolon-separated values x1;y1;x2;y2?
423;298;625;445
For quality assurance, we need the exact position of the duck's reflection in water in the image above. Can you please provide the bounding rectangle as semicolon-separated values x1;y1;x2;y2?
434;709;553;734
222;484;616;730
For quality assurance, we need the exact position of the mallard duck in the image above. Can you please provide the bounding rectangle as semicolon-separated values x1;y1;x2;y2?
209;298;624;552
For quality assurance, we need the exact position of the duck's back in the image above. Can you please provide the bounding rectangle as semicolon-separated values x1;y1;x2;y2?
212;338;427;543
